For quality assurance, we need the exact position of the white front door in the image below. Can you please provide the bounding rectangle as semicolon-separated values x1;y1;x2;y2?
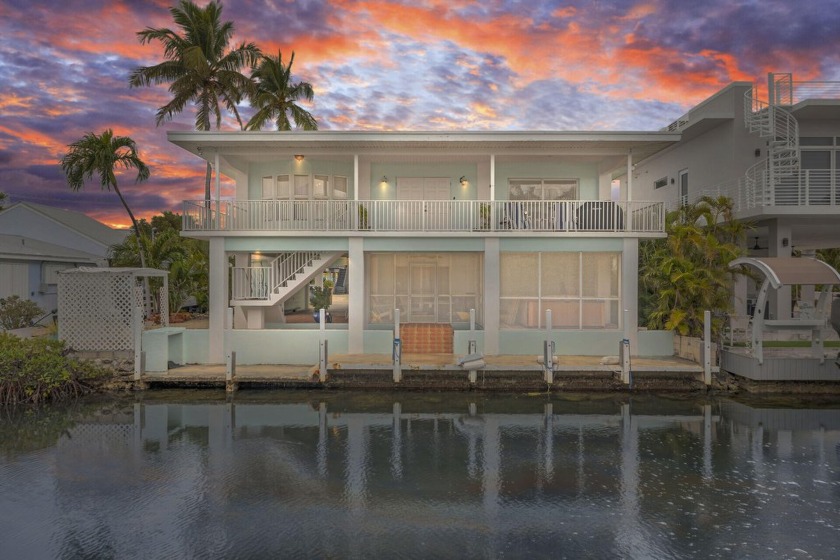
397;177;451;230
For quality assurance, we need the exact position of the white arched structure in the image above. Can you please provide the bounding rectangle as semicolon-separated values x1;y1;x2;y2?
729;257;840;364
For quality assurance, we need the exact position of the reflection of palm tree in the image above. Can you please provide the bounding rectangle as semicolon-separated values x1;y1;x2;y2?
129;0;260;202
245;51;317;131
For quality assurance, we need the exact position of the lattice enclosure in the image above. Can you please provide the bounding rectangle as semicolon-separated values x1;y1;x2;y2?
58;269;168;352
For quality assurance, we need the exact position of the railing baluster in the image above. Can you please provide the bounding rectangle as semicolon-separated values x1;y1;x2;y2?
182;199;667;234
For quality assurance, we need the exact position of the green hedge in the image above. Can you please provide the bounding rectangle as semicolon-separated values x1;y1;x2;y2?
0;333;109;405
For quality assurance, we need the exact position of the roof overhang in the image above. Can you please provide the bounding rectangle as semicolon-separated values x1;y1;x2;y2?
168;130;681;172
729;257;840;289
789;99;840;120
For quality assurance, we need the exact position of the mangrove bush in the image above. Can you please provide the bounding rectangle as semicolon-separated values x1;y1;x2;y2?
0;333;108;405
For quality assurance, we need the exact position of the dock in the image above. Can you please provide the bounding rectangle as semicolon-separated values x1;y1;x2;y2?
143;353;706;392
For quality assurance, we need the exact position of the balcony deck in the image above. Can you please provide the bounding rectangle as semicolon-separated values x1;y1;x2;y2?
182;199;665;236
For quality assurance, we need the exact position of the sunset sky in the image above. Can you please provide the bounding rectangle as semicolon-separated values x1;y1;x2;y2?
1;0;839;228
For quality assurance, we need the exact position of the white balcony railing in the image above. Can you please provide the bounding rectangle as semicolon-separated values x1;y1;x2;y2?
182;199;665;234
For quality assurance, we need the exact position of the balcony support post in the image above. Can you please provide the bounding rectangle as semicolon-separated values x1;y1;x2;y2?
348;237;365;353
622;238;639;355
208;237;226;363
768;220;793;320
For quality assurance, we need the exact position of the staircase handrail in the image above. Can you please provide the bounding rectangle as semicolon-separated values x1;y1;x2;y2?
272;251;320;293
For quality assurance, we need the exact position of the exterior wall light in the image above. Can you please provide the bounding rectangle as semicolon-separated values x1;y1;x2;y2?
381;176;388;183
459;176;468;186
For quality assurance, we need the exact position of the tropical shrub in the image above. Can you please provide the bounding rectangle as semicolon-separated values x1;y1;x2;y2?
640;196;749;338
0;334;108;404
0;296;44;330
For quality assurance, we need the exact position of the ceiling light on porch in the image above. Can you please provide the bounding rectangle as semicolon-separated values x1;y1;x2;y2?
294;154;304;162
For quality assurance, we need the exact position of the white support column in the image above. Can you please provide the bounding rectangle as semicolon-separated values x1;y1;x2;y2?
214;150;221;202
209;237;226;363
768;220;792;320
626;150;633;201
490;154;496;202
799;249;817;309
484;237;500;355
214;150;221;230
353;154;359;201
622;238;639;355
348;237;365;353
233;253;248;328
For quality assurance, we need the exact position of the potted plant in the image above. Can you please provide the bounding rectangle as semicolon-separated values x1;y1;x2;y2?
479;203;491;230
310;280;333;323
358;204;370;230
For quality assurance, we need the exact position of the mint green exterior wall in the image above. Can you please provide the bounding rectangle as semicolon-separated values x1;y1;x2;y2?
499;238;623;252
141;326;672;368
364;237;485;252
231;330;348;364
225;238;350;252
637;330;675;356
247;159;355;199
369;162;479;200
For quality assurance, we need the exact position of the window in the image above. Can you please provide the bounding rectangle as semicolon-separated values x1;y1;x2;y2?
261;176;274;199
313;175;329;199
654;177;668;189
509;178;578;200
333;176;348;199
678;170;688;206
275;175;290;199
500;252;620;329
294;175;309;199
367;253;483;325
263;174;349;200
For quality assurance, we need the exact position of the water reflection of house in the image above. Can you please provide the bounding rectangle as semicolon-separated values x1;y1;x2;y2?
41;398;840;558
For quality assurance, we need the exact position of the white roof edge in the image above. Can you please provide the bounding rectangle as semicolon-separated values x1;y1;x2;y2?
167;130;681;143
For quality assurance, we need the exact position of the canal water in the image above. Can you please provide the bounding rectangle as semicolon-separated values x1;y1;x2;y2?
1;392;838;559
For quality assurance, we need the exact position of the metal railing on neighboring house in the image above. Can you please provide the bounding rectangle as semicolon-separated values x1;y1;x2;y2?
674;169;840;213
182;199;666;234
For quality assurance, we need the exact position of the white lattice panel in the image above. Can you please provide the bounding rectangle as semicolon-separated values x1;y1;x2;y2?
59;271;137;352
159;286;169;327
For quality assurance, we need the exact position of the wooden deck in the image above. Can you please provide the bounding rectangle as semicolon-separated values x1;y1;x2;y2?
721;346;840;382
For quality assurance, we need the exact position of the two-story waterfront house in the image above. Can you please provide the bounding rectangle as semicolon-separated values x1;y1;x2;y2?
169;131;678;365
630;73;840;321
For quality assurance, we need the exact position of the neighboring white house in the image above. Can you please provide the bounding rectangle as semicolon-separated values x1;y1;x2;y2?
168;131;679;365
630;73;840;321
0;201;128;312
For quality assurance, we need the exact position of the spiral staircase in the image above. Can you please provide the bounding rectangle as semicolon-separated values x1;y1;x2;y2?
743;73;800;207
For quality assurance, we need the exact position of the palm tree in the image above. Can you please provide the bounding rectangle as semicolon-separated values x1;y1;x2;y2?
245;50;317;131
61;129;152;313
60;130;149;263
640;196;749;338
129;0;260;201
